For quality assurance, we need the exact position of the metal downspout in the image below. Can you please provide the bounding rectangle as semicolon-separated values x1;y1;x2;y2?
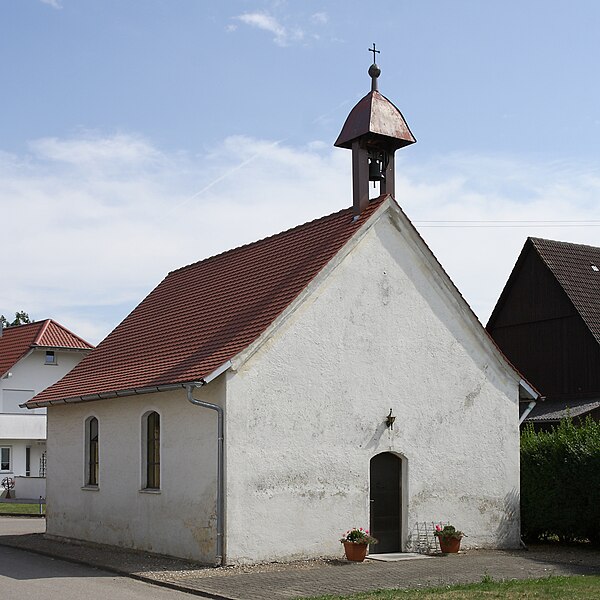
186;382;225;566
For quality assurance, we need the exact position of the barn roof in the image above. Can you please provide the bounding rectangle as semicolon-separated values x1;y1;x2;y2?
0;320;93;377
27;197;388;406
526;397;600;423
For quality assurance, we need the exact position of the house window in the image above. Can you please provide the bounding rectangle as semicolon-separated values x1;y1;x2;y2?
86;417;99;487
145;411;160;489
0;447;11;472
25;447;31;477
45;351;57;365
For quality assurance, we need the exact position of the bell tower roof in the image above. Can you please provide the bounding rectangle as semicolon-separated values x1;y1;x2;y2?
335;45;415;150
334;90;416;150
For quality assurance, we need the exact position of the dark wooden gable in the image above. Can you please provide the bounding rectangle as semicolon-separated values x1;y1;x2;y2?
487;239;600;401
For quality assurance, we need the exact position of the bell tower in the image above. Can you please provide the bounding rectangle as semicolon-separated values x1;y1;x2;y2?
335;44;416;215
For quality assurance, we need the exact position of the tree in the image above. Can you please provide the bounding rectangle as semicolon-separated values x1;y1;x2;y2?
0;311;32;328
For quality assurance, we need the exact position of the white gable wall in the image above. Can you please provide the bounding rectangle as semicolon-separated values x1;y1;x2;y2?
1;349;88;482
225;209;520;564
2;349;85;415
46;383;223;563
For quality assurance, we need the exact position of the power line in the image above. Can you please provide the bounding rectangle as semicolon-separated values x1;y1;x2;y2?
415;220;600;228
415;220;600;223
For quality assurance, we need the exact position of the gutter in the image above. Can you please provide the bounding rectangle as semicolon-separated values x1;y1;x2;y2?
22;382;188;409
185;360;230;567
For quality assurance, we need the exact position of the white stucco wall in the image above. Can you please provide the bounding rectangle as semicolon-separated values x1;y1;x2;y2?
1;349;86;416
0;349;87;478
0;438;46;486
14;476;46;499
0;414;46;439
224;209;521;564
46;383;223;563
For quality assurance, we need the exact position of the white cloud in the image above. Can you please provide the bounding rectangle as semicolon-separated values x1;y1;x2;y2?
40;0;62;9
234;12;303;46
30;134;160;167
311;12;328;25
1;133;599;344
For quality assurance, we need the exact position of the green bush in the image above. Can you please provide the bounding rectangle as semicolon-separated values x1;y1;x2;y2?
521;416;600;543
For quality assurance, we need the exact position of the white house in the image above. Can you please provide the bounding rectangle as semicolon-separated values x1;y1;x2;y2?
0;320;93;498
27;59;538;564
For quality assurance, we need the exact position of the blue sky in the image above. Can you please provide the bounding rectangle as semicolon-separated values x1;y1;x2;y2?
2;0;600;343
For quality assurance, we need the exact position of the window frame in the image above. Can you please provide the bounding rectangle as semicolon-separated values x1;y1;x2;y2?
84;416;99;488
142;411;161;490
0;446;11;472
25;446;31;477
44;350;57;365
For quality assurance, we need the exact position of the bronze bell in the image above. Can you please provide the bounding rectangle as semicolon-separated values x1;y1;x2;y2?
368;157;385;182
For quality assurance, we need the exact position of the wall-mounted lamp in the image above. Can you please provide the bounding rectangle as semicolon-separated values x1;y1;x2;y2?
385;408;396;430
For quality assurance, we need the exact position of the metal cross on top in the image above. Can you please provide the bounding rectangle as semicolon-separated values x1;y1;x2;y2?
369;43;380;63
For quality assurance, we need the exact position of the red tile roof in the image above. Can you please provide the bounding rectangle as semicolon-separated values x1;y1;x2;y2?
529;237;600;346
0;320;94;377
28;197;388;406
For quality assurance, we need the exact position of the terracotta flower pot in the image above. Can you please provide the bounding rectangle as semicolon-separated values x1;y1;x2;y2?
343;541;369;562
438;536;461;553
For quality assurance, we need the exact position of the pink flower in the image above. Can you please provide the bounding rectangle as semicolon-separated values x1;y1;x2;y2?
435;524;442;531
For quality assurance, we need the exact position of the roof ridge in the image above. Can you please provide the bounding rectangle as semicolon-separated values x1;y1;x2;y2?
167;202;375;277
529;237;600;252
34;319;95;349
32;319;52;346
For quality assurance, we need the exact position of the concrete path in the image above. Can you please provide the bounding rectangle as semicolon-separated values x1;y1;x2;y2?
1;518;599;600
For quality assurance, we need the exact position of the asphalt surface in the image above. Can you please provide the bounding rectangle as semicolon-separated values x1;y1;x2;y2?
1;517;599;600
0;544;201;600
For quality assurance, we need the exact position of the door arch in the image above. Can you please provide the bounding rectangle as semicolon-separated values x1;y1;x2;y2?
369;452;402;553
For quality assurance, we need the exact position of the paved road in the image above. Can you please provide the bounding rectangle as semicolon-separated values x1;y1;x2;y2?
0;543;197;600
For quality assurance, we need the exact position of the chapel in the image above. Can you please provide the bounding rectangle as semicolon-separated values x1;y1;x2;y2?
28;50;537;564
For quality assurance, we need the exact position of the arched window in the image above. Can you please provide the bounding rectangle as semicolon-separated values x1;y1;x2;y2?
145;411;160;489
86;417;99;486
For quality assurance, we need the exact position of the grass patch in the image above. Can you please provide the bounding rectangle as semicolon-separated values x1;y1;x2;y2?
0;503;45;515
299;575;600;600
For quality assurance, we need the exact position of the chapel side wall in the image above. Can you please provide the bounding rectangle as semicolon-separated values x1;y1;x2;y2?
225;214;520;564
46;383;223;562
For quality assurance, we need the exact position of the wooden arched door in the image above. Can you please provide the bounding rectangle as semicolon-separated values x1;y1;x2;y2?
369;452;402;553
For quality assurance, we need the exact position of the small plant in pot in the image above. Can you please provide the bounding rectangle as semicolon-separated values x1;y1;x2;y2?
340;528;378;562
434;523;464;553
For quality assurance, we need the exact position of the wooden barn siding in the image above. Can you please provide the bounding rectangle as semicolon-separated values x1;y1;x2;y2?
492;246;575;327
489;246;600;399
